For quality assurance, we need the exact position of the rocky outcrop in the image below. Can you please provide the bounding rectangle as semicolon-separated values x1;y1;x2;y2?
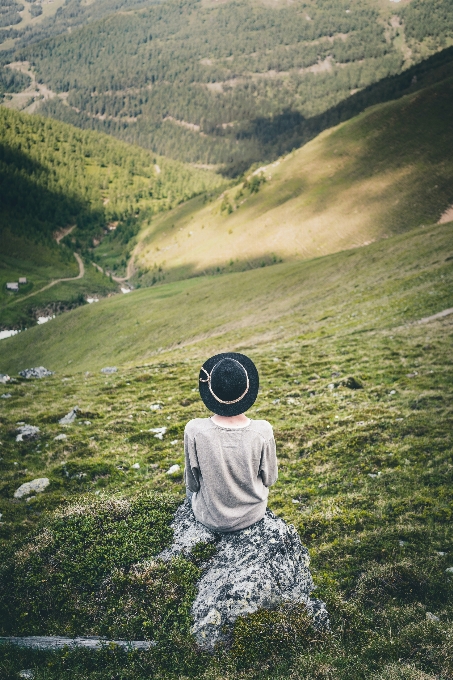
101;367;117;374
19;367;54;379
158;500;329;651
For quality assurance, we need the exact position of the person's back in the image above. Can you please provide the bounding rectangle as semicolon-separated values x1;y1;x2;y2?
184;415;277;532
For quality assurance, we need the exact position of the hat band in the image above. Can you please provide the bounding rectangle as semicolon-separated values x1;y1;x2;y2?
200;359;250;405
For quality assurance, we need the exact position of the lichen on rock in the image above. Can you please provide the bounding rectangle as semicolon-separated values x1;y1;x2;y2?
157;500;329;650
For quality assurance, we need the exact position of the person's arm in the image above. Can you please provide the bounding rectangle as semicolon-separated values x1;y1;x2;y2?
184;425;201;493
259;433;278;487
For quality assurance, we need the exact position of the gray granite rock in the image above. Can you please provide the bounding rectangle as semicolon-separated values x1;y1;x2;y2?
16;424;40;442
59;407;79;425
157;500;329;650
19;367;54;379
101;367;117;374
14;478;50;499
1;393;12;399
0;374;10;384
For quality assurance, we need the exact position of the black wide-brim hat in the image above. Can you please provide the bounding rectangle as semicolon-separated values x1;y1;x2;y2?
198;352;259;417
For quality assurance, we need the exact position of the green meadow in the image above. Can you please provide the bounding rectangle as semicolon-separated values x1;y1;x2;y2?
0;220;452;679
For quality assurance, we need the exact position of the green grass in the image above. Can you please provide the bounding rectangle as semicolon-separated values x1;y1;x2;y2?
131;74;453;284
0;220;452;678
1;221;452;374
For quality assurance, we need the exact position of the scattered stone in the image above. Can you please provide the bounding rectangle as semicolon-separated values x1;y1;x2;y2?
327;383;335;390
331;371;341;378
1;393;11;399
19;670;34;679
390;390;396;395
368;472;381;478
273;357;280;362
399;540;407;547
19;367;54;379
84;420;92;426
101;366;117;374
16;424;40;442
437;551;447;556
59;407;79;425
14;478;50;499
150;426;167;439
272;398;280;404
131;463;140;469
426;612;440;622
170;439;179;445
150;403;162;411
166;464;181;475
292;499;300;504
445;567;453;573
0;374;10;384
157;501;329;650
54;434;67;441
407;372;418;378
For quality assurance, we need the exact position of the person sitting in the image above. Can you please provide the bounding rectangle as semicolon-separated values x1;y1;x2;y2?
184;352;277;532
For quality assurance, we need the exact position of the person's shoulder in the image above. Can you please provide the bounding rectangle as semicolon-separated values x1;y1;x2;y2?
185;418;213;435
249;419;274;439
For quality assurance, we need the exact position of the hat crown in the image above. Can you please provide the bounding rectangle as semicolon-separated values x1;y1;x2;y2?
210;358;248;402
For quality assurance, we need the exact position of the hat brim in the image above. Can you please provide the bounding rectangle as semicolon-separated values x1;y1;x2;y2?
198;352;259;416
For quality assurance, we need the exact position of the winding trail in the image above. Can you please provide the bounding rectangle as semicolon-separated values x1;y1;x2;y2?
11;252;85;305
91;254;135;283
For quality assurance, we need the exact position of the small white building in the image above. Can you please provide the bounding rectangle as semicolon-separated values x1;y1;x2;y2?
6;282;19;291
19;277;27;284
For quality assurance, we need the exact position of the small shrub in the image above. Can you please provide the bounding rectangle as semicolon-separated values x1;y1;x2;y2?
354;561;428;606
231;603;323;669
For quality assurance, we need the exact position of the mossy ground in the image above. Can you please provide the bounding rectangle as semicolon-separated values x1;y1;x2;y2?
0;223;452;678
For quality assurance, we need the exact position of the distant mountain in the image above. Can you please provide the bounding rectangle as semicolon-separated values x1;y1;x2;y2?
13;0;453;173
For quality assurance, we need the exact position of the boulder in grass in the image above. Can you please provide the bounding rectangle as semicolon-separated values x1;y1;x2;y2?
59;407;79;425
1;393;12;399
19;367;54;379
101;367;117;374
0;374;10;384
14;478;50;499
16;424;40;442
157;500;329;651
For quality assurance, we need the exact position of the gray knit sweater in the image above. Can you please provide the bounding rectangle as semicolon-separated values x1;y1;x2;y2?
184;417;278;532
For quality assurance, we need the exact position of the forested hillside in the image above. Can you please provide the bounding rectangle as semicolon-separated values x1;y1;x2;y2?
0;108;223;328
0;107;222;254
0;0;154;54
16;0;453;173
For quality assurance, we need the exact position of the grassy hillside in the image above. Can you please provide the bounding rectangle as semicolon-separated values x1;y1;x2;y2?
0;219;452;679
14;0;453;172
1;220;452;373
126;74;453;284
0;107;223;327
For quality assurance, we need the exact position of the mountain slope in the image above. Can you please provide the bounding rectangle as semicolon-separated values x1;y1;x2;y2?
128;73;453;284
17;0;453;172
1;220;452;374
0;107;223;327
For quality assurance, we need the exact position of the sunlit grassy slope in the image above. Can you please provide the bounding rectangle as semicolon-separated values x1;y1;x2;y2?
131;76;453;284
0;217;452;679
1;220;452;374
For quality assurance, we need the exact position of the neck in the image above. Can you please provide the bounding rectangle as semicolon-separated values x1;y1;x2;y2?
211;413;249;427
